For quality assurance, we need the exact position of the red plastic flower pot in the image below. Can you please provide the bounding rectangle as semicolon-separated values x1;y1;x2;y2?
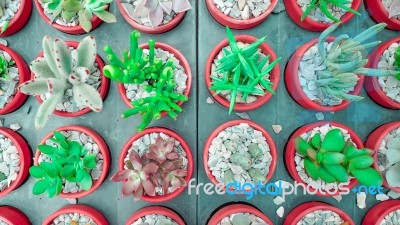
117;42;192;117
362;200;400;225
0;0;32;36
125;206;185;225
365;37;400;109
42;204;108;225
284;0;361;31
285;121;361;197
365;121;400;192
283;202;354;225
0;206;31;225
32;41;109;118
205;0;278;29
34;125;110;199
207;203;273;225
203;120;277;189
34;0;107;35
365;0;400;31
118;127;194;202
285;36;364;112
0;45;30;115
0;128;31;198
117;0;186;34
205;35;280;112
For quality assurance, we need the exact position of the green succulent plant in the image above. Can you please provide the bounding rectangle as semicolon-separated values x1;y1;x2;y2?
210;26;282;115
301;0;360;22
295;128;383;187
29;131;97;198
0;56;14;81
394;47;400;80
103;30;188;132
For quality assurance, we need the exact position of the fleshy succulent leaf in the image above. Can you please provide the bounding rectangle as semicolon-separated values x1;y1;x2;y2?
72;83;103;112
77;36;97;69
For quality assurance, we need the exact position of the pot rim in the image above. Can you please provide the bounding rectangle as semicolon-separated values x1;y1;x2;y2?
42;204;108;225
207;203;274;225
124;206;185;225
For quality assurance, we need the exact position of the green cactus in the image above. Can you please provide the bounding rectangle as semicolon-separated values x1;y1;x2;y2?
18;36;103;129
0;56;14;81
394;47;400;80
224;169;234;184
248;143;262;159
301;0;360;23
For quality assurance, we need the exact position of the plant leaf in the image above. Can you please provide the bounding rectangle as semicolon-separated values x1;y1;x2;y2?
348;155;374;170
83;154;97;169
319;166;336;183
304;158;320;180
352;168;383;187
80;169;93;191
324;164;349;182
321;129;346;152
295;137;312;156
38;145;57;155
32;179;50;195
68;141;82;156
40;162;57;178
60;165;76;178
322;152;346;164
29;166;45;178
310;133;321;149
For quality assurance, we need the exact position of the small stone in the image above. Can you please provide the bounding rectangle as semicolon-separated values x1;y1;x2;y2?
376;193;390;201
238;0;246;10
272;2;286;13
332;194;342;202
241;5;250;19
235;112;250;120
272;125;282;134
315;112;324;121
276;206;284;218
357;192;366;209
273;196;285;205
9;123;20;131
206;97;214;104
66;198;77;204
388;190;400;199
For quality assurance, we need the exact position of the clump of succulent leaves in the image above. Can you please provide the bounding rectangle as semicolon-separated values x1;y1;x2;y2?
0;55;14;81
133;0;191;27
0;0;9;33
103;30;188;131
18;36;103;129
301;0;360;22
388;0;400;18
40;0;116;32
111;135;187;201
210;26;282;114
295;128;383;186
313;23;398;102
29;131;97;197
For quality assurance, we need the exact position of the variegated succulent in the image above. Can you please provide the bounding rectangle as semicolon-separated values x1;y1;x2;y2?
389;0;400;18
18;36;103;129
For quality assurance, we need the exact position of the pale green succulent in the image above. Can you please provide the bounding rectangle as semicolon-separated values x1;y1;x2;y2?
18;36;103;129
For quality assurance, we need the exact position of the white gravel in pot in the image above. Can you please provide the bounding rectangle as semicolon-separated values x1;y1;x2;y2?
380;209;400;225
382;0;400;20
212;0;271;20
0;220;7;225
377;42;400;103
211;42;271;104
0;134;20;192
296;210;344;225
207;122;272;185
50;213;96;225
40;2;84;27
125;132;188;195
131;214;178;225
0;50;19;109
294;124;352;191
377;127;400;187
120;0;176;26
297;0;353;23
124;48;188;102
0;0;20;28
39;48;102;113
217;213;268;225
38;130;104;194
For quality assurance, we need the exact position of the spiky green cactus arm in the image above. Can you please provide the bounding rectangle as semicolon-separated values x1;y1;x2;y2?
72;83;103;112
77;36;97;69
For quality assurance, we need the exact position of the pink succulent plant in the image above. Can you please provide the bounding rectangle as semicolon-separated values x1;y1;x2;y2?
389;0;400;18
160;159;187;194
145;136;179;163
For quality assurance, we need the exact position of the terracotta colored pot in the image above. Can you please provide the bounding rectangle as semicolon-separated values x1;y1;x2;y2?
125;206;185;225
205;0;278;29
0;0;32;36
203;120;277;189
365;37;400;109
42;204;108;225
362;200;400;225
365;0;400;31
285;121;361;197
34;125;110;199
32;41;109;117
117;42;192;118
285;36;364;112
284;202;354;225
0;206;31;225
208;203;273;225
205;35;280;112
118;127;194;202
117;0;186;34
0;45;30;115
284;0;361;31
34;0;107;35
0;128;31;198
365;121;400;192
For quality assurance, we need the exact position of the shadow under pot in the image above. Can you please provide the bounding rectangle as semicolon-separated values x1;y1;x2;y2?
208;203;273;225
362;200;400;225
32;41;109;118
0;44;30;115
205;0;278;29
365;121;400;193
0;206;31;225
0;0;32;36
285;121;362;197
205;35;280;112
125;206;185;225
42;204;108;225
115;127;194;202
283;0;361;32
365;0;400;31
203;120;277;190
33;125;110;199
285;36;364;112
117;42;192;116
365;37;400;109
284;202;354;225
0;128;31;198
